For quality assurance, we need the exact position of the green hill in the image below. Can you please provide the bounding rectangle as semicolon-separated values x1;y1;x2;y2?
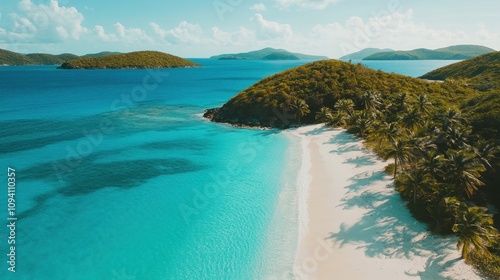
363;45;495;60
436;45;497;57
55;53;80;61
25;53;79;65
428;52;500;140
59;51;200;69
210;47;328;60
420;51;500;91
0;49;35;65
0;48;80;65
204;59;479;128
339;48;393;60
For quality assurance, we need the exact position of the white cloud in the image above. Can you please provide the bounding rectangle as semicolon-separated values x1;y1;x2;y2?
250;3;267;12
93;25;117;42
113;22;152;44
150;21;204;45
91;23;152;44
252;13;292;40
477;23;500;41
55;26;68;38
211;26;255;45
307;9;475;57
6;0;88;42
275;0;337;10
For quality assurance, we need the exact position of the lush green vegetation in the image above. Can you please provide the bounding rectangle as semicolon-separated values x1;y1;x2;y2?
56;53;81;61
205;60;477;127
363;45;495;60
206;58;500;276
0;48;80;65
26;53;79;65
339;48;393;60
59;51;200;69
0;49;36;65
0;48;124;66
210;47;328;60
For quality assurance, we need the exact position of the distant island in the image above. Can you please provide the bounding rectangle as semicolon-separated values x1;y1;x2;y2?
58;51;199;69
339;48;394;60
362;45;495;60
0;48;122;66
0;48;78;66
210;47;328;60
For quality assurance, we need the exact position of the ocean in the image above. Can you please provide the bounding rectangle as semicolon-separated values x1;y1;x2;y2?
0;59;459;279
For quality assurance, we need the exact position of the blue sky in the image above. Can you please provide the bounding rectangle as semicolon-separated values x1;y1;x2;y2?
0;0;498;58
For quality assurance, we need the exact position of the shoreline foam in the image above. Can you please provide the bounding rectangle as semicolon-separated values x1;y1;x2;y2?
286;124;483;280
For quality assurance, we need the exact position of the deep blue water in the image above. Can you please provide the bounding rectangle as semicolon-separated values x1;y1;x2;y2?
0;58;458;279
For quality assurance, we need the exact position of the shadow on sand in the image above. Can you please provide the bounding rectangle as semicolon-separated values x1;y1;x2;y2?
324;131;473;279
302;125;338;136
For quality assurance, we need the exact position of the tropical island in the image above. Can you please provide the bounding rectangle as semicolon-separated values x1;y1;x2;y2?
205;53;500;278
210;47;328;60
58;51;199;69
361;45;495;60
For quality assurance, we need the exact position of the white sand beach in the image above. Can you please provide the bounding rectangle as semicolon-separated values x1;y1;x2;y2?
288;124;483;280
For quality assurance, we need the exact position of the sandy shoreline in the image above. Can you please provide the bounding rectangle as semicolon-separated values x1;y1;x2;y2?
287;124;483;280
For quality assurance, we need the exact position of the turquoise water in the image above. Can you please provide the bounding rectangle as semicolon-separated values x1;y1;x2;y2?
348;59;462;77
0;59;457;279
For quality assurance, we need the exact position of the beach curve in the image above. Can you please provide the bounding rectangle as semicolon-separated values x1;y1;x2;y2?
286;124;483;280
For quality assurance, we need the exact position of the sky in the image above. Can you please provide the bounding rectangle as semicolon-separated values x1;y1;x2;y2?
0;0;498;58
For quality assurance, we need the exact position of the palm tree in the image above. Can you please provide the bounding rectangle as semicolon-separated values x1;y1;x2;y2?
400;107;424;131
433;111;470;152
449;127;471;149
415;94;432;115
360;91;381;113
334;99;355;118
355;111;373;137
290;98;310;124
443;150;486;198
331;111;348;127
376;122;399;145
385;140;412;178
398;168;427;204
440;108;466;131
446;197;499;262
406;134;436;165
394;92;410;113
473;140;498;169
315;107;333;123
419;151;444;181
